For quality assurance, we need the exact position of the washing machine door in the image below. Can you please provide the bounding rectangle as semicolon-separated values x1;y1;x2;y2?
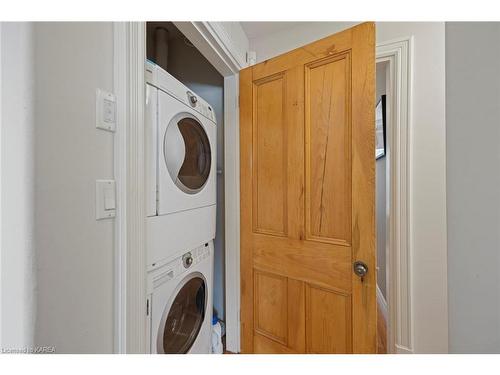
164;112;212;195
158;273;207;354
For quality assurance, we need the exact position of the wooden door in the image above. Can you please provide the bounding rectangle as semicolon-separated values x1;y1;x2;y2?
240;22;376;354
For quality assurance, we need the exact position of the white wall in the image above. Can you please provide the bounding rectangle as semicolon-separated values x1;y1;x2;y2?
249;22;357;63
1;22;36;351
446;22;500;353
247;22;448;353
34;22;115;353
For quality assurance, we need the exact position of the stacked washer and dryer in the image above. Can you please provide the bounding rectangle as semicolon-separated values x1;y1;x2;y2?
145;60;217;354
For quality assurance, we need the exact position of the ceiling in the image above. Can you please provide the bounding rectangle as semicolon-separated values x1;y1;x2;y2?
240;22;306;40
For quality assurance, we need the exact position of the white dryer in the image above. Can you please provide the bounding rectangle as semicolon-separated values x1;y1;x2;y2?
145;61;217;269
147;241;213;354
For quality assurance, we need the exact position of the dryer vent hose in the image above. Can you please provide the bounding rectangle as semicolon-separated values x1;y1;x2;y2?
155;27;169;71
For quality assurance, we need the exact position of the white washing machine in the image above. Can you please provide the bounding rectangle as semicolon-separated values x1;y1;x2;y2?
145;61;217;269
147;241;213;354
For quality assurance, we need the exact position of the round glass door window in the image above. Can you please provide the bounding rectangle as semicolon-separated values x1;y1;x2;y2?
164;114;211;194
159;275;206;354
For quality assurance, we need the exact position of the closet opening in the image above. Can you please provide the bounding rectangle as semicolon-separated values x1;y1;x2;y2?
145;21;226;352
376;60;390;354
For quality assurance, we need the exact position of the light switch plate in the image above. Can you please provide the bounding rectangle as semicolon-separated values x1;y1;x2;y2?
96;89;116;132
96;179;116;220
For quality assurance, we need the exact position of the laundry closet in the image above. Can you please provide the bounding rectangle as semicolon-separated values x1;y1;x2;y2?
145;22;225;353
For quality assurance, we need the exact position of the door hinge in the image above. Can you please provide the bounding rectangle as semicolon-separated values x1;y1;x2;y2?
146;299;150;316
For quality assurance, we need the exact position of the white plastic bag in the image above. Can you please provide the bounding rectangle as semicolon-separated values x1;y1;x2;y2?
211;319;223;354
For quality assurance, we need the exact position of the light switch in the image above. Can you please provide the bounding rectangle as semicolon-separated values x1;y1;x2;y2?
104;187;116;210
96;89;116;132
96;180;116;220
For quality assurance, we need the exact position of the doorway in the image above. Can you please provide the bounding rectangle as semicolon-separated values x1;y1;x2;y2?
375;37;413;354
376;60;390;354
145;21;226;348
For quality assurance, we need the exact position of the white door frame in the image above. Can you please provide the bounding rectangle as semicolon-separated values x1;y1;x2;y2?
113;21;246;353
114;22;148;353
377;37;414;354
0;23;3;349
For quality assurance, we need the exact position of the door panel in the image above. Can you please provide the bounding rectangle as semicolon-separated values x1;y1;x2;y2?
241;22;376;354
305;284;351;353
252;235;351;292
253;333;295;354
305;52;351;245
253;73;287;236
253;270;288;344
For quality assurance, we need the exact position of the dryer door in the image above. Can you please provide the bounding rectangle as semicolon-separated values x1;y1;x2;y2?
158;273;207;354
157;91;216;217
164;113;211;194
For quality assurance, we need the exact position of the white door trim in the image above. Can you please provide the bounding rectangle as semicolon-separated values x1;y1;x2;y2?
222;74;241;353
0;23;3;349
376;36;414;354
113;22;127;354
114;21;246;353
114;22;147;353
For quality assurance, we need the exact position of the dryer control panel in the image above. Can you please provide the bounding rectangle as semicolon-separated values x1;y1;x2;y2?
186;91;215;122
146;60;217;123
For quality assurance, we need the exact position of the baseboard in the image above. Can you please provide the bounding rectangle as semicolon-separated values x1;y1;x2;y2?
376;284;388;323
395;344;413;354
377;285;415;354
